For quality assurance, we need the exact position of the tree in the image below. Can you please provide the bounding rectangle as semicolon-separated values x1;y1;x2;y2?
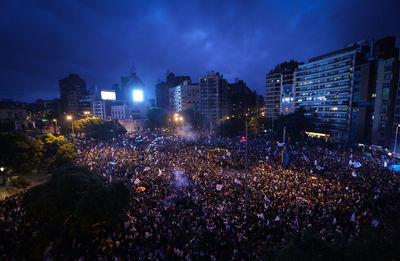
273;108;313;142
0;134;42;174
38;133;77;168
145;107;168;129
249;116;271;134
216;117;245;137
23;166;130;236
74;117;126;140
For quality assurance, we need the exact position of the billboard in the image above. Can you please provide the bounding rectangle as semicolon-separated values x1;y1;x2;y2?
101;90;116;100
133;90;143;102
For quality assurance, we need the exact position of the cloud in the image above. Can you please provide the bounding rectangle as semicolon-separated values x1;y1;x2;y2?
0;0;399;102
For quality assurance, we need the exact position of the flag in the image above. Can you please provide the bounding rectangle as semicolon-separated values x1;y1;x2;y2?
158;169;162;176
234;178;242;185
294;218;299;228
109;162;116;165
349;160;362;168
371;219;380;227
283;150;290;168
332;217;336;225
258;213;265;221
134;178;140;185
314;160;318;166
144;167;150;171
275;215;280;221
350;213;356;222
216;184;223;191
316;165;324;171
302;155;308;162
264;195;271;203
298;197;308;203
384;161;387;168
351;171;357;177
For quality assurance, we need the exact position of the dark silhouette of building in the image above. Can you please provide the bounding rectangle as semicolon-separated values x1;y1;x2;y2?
59;74;87;114
115;66;145;102
156;72;191;109
265;60;300;118
229;79;263;116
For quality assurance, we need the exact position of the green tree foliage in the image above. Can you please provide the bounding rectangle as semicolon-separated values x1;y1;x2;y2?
181;107;207;129
23;166;130;237
37;133;77;168
249;116;271;134
273;108;313;141
145;107;168;129
10;176;32;189
74;117;126;139
216;117;245;137
0;134;42;174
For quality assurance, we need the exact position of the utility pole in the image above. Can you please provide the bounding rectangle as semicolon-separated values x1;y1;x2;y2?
283;126;286;143
244;117;248;220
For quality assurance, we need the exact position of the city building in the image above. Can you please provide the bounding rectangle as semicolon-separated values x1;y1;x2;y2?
0;106;28;132
371;37;400;148
156;72;191;109
59;74;87;115
92;100;111;120
199;71;230;128
169;80;200;112
114;66;145;102
229;79;263;116
293;46;362;142
265;61;300;118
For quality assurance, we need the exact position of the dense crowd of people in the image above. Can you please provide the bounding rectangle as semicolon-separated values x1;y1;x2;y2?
1;129;400;259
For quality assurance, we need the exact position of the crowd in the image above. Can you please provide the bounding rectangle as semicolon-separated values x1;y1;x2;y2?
1;129;400;260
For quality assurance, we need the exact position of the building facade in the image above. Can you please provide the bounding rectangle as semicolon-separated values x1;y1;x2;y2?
293;46;361;142
169;80;200;113
199;71;229;128
265;61;299;118
59;74;87;115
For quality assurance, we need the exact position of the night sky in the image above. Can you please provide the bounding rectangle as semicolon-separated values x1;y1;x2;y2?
1;0;399;102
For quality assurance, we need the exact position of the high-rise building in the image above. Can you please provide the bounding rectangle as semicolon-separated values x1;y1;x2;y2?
59;74;87;114
293;46;363;142
199;71;229;128
116;66;145;102
156;72;191;109
370;37;400;148
265;61;299;118
169;80;200;113
229;79;263;116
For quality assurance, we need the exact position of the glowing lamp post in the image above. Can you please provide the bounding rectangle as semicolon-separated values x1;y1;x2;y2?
66;115;74;137
53;119;58;135
394;124;400;156
83;111;90;117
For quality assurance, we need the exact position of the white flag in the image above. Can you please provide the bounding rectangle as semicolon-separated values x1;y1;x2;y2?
216;184;223;191
349;213;356;222
158;169;162;176
264;195;270;203
352;171;357;177
134;178;140;185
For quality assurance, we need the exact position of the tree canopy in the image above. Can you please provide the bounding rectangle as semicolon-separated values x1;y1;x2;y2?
144;107;168;129
74;117;126;139
23;166;130;237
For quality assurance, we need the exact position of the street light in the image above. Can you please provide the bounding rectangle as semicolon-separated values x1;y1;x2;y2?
83;111;90;117
66;115;74;137
394;124;400;156
52;119;57;135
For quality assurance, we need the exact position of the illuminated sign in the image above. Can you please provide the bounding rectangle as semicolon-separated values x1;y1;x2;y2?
304;131;330;137
101;91;116;100
133;90;143;102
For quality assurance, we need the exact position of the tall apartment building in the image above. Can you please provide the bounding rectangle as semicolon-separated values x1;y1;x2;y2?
265;61;299;117
371;37;400;149
59;74;87;114
229;79;262;116
199;71;229;128
156;72;191;109
169;80;200;112
293;46;363;142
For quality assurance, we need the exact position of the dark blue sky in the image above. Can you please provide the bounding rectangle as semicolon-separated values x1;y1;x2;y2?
1;0;399;102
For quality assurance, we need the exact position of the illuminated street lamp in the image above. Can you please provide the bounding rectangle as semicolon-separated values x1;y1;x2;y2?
394;124;400;156
66;115;74;136
83;111;90;117
52;119;58;135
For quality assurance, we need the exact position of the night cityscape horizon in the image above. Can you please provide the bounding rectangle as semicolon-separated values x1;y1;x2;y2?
1;1;400;260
